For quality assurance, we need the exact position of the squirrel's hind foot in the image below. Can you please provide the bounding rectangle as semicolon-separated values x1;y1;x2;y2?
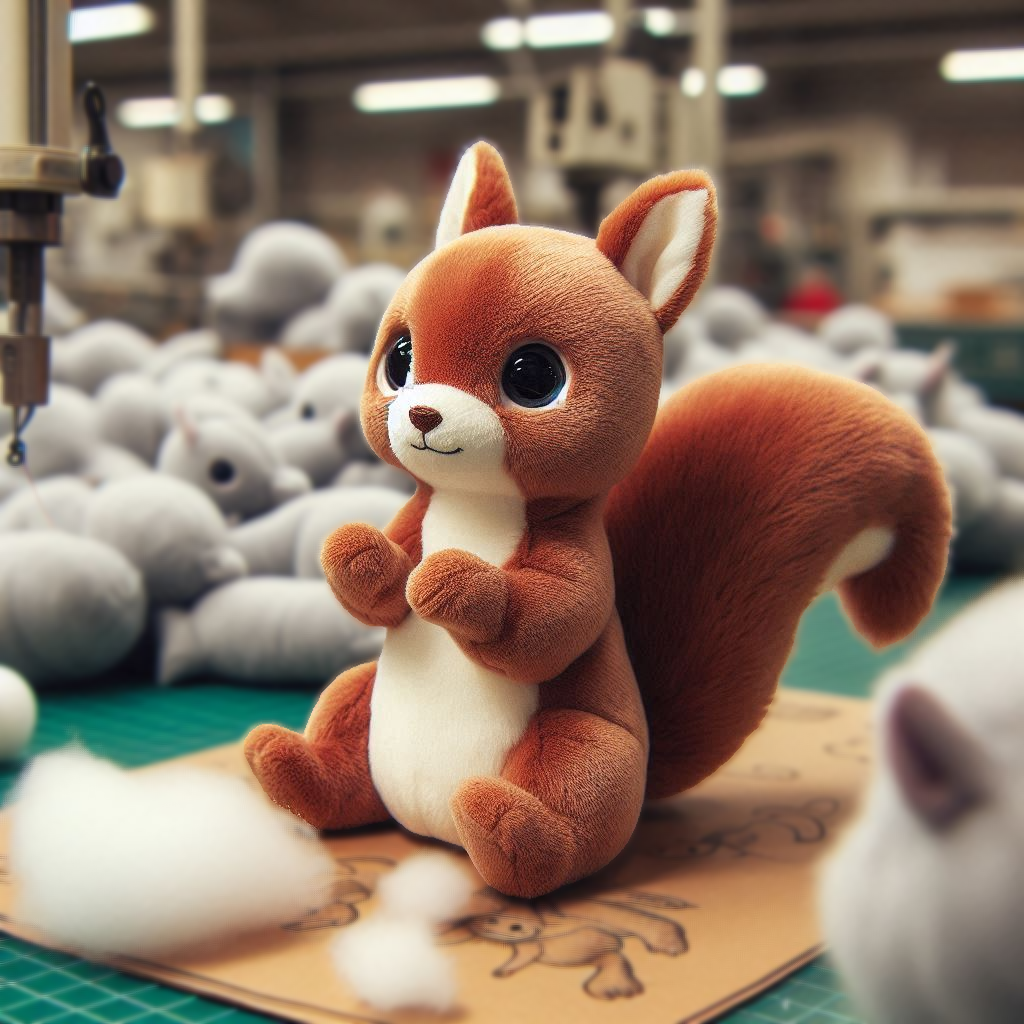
451;776;577;899
244;725;388;831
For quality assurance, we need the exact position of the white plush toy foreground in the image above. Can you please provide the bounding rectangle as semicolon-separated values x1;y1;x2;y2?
820;579;1024;1024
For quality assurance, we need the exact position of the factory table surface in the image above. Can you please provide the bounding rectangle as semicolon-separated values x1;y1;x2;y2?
0;574;996;1024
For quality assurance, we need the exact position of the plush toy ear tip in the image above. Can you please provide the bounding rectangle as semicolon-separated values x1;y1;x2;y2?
887;684;990;830
435;140;519;250
596;170;718;333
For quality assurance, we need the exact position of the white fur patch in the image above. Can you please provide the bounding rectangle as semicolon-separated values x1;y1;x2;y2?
8;748;333;957
370;486;536;845
435;148;477;250
620;189;708;315
819;526;895;593
387;382;520;497
373;387;534;844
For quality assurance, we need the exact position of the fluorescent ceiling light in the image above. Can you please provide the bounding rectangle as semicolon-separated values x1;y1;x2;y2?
682;65;767;97
117;94;235;129
940;47;1024;82
643;7;683;37
481;11;613;50
195;95;235;123
481;17;524;51
70;3;155;43
353;76;500;113
526;11;613;48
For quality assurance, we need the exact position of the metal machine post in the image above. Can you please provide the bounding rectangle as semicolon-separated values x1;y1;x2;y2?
0;0;123;465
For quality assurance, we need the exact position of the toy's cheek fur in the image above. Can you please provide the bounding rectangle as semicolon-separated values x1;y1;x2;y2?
363;227;663;500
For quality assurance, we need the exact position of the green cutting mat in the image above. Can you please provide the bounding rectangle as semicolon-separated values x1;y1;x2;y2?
0;574;997;1024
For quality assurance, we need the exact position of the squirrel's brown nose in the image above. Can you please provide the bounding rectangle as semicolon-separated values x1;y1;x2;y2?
409;406;443;434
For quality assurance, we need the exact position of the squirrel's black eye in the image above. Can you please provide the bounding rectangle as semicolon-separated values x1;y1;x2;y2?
384;333;413;390
502;344;566;408
209;458;235;484
300;402;316;420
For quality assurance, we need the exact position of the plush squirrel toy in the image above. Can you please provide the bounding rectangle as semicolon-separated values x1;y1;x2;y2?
246;142;952;898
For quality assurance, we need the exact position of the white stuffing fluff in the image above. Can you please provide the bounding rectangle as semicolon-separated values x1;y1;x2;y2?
332;918;457;1013
9;747;334;958
377;853;474;924
331;854;471;1013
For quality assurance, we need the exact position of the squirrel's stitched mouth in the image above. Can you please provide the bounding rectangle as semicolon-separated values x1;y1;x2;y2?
411;441;464;456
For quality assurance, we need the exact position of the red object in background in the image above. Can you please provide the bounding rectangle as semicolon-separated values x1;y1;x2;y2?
784;268;844;315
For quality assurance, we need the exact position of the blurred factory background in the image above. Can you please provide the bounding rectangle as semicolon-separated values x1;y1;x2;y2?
42;0;1024;336
2;0;1024;702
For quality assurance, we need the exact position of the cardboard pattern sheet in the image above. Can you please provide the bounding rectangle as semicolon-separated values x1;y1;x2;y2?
0;689;873;1024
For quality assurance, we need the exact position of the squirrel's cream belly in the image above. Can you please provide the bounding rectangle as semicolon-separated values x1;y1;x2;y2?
368;489;535;846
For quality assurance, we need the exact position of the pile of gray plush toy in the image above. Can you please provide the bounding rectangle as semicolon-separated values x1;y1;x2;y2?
3;222;1021;694
663;286;1024;575
0;221;410;692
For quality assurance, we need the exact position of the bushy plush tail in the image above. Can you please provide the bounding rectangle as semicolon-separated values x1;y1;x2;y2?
606;364;952;799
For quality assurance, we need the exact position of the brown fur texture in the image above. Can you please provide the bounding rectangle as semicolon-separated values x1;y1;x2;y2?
365;226;664;498
607;364;953;798
458;141;518;235
246;141;952;900
246;661;388;830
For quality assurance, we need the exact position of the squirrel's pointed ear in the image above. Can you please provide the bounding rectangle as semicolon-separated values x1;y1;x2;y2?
436;141;519;249
597;171;717;332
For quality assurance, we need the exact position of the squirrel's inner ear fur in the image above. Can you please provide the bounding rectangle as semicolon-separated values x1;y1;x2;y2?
436;141;519;249
596;171;718;332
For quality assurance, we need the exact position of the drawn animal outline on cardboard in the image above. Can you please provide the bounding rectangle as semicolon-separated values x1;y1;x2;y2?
439;889;694;1001
283;856;394;931
656;798;840;861
825;734;872;764
284;853;693;1001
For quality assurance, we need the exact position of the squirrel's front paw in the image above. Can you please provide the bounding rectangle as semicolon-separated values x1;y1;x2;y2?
407;549;509;644
321;523;412;627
